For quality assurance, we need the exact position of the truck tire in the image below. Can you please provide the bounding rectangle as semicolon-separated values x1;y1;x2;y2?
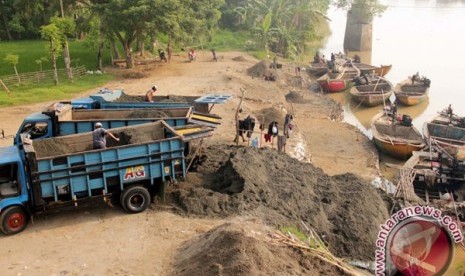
0;206;29;235
120;186;151;213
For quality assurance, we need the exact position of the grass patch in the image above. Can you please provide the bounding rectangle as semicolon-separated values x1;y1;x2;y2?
0;40;112;76
0;73;114;107
281;226;308;242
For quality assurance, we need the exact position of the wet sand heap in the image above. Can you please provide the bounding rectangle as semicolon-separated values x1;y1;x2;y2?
175;222;349;276
170;145;389;261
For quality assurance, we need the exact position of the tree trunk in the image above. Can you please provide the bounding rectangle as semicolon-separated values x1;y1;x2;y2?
50;39;59;85
139;40;144;57
97;41;104;70
0;8;12;40
149;34;155;53
13;65;21;83
59;0;73;82
123;41;134;69
97;31;105;71
63;39;73;82
113;42;121;59
135;34;141;53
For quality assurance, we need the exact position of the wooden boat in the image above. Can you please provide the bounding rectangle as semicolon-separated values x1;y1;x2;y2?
394;77;430;106
317;70;359;93
341;62;391;77
424;109;465;159
307;62;329;78
371;111;426;159
349;77;393;107
373;64;392;77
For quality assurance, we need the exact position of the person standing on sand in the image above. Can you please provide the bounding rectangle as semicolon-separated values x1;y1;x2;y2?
145;85;158;102
93;122;120;149
211;49;218;62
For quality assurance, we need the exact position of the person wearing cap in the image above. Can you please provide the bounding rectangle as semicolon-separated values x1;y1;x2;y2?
92;122;120;149
145;85;158;102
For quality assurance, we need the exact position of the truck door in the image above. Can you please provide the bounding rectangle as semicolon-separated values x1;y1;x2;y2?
0;163;20;199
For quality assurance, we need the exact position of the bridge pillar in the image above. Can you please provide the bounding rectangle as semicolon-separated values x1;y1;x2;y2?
343;4;373;52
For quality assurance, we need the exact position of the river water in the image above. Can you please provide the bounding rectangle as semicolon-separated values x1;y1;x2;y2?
321;1;465;268
321;0;465;135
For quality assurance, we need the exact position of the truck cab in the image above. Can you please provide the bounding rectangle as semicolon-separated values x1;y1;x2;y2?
14;113;53;146
0;146;30;235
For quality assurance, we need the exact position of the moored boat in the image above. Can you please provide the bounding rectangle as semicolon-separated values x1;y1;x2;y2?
424;107;465;159
373;64;392;77
394;75;431;106
371;111;426;159
307;62;329;78
317;70;359;93
349;77;393;107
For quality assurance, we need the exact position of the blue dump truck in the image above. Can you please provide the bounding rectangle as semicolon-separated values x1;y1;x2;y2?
15;104;222;146
0;121;211;235
71;89;231;114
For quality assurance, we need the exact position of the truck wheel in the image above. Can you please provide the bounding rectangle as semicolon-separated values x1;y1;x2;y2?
120;186;151;213
0;206;29;235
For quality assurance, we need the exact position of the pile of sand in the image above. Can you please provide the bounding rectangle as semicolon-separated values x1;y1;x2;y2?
113;94;146;102
246;61;272;78
174;222;348;276
127;110;168;118
285;91;310;104
169;145;389;261
232;55;248;62
159;95;189;103
252;106;287;126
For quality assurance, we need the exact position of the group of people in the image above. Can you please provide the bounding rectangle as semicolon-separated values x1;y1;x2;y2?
157;46;221;63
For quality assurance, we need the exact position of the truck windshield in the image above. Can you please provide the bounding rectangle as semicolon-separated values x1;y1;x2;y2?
0;163;19;198
21;122;49;139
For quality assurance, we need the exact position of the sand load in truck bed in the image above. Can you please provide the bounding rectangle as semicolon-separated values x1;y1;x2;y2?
31;121;172;158
66;107;192;120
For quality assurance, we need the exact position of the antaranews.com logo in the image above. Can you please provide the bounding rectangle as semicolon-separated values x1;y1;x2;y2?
375;206;464;276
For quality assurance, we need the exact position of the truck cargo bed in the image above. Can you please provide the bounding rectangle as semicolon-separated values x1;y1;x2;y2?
23;121;185;208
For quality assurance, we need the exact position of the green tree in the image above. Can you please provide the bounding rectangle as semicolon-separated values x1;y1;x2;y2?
50;15;76;81
4;54;21;82
334;0;386;18
35;57;49;71
92;0;161;68
40;24;62;85
235;0;329;58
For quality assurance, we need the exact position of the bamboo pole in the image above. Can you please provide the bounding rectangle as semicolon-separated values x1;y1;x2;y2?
235;88;245;145
0;79;10;94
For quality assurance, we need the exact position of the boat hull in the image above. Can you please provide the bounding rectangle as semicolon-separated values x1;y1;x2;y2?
424;114;465;159
373;65;392;77
373;137;425;159
371;112;426;159
396;94;427;106
394;78;429;106
318;79;348;93
350;78;393;107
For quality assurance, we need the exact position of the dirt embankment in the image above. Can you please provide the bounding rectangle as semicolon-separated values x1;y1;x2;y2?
168;145;389;262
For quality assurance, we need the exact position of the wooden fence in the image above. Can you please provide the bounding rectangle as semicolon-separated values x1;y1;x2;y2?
0;66;87;91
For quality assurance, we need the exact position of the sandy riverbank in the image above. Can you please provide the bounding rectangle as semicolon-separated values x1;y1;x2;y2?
0;51;386;275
